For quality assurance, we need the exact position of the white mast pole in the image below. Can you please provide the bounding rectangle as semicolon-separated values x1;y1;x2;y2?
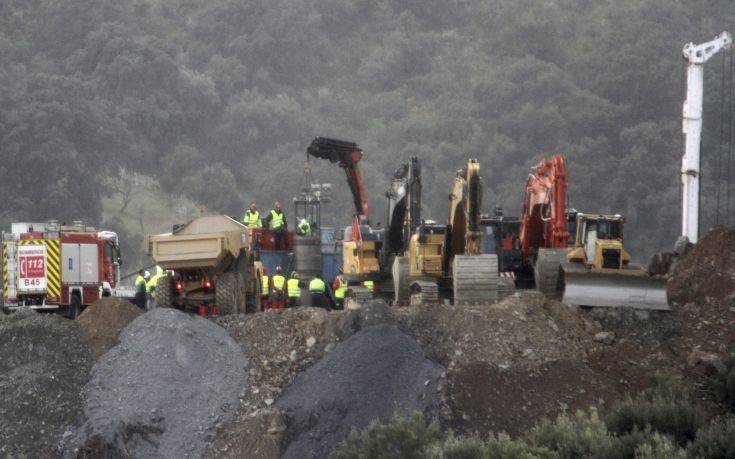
681;32;731;243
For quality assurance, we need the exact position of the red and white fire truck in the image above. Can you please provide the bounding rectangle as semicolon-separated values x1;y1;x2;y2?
2;221;123;318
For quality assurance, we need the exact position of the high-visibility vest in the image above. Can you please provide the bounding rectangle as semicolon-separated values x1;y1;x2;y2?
298;219;311;236
146;273;161;293
287;278;301;298
309;278;326;292
273;275;286;291
363;280;374;291
244;210;262;228
335;278;347;299
135;275;147;294
270;210;285;229
261;275;270;296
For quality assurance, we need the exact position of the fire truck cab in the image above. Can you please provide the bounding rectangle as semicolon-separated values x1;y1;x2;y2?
2;220;122;318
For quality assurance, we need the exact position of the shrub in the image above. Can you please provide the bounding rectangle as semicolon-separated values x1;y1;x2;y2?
687;417;735;459
633;433;686;459
711;352;735;413
330;413;444;459
604;375;703;444
526;408;624;459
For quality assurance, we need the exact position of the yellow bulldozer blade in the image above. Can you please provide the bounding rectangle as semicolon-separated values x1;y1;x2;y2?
561;264;670;310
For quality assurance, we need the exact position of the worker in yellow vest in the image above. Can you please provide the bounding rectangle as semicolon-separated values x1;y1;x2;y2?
309;274;328;310
332;275;347;309
260;267;271;310
134;269;150;310
272;265;286;309
287;271;302;308
146;266;164;311
243;202;262;228
363;280;374;292
263;201;288;250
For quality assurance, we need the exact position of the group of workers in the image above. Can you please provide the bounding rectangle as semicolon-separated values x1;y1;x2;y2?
259;266;344;310
133;266;165;311
242;201;313;243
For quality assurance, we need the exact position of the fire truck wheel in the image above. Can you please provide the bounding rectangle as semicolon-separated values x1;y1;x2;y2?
155;275;174;309
68;295;82;320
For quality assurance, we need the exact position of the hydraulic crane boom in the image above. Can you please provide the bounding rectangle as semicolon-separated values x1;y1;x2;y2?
307;137;370;220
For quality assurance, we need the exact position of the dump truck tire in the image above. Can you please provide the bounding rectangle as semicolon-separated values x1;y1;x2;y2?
534;249;566;299
216;272;244;315
155;276;173;309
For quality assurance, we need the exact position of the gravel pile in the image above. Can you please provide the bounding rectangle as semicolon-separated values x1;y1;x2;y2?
72;308;249;458
0;309;93;457
77;297;143;359
276;323;444;459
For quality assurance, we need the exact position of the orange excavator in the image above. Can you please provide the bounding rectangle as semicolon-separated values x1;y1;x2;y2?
518;155;571;296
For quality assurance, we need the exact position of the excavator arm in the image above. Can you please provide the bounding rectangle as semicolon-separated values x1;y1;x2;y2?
307;137;370;220
447;158;483;262
518;154;568;260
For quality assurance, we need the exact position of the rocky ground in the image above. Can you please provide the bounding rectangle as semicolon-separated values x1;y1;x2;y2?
0;226;732;458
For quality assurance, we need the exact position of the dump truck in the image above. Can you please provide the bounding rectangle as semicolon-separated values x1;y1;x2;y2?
2;220;124;318
147;215;265;314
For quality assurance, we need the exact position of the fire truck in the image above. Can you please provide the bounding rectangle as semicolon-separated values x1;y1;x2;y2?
1;220;123;318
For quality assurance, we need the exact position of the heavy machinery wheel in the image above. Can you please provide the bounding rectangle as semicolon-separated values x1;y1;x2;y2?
534;248;566;299
155;275;173;309
216;272;245;315
392;256;411;306
453;255;498;305
67;294;81;319
409;279;439;305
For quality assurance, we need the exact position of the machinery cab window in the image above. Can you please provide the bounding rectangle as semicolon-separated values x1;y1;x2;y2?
596;219;622;240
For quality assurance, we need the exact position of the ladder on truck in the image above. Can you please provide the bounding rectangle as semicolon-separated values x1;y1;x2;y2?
2;233;18;302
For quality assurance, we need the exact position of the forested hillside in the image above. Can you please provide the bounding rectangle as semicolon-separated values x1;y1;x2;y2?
1;0;733;267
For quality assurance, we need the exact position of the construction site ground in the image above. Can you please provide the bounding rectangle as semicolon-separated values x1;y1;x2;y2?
0;226;733;458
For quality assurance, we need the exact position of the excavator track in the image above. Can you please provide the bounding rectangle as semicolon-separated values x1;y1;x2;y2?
409;279;439;305
534;248;567;299
452;254;498;305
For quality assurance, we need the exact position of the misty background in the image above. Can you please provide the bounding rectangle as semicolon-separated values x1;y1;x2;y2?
0;0;733;270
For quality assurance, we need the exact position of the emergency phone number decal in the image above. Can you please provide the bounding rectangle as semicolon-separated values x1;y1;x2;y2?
17;245;47;291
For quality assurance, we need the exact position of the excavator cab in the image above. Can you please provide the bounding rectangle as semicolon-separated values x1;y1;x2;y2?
562;213;669;310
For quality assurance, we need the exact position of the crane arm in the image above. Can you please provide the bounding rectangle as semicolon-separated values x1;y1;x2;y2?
306;137;370;219
518;155;569;261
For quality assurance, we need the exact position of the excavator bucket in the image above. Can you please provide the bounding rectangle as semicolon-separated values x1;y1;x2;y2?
561;264;669;310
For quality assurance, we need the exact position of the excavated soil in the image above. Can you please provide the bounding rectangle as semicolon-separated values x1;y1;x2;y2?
276;324;444;459
77;297;143;359
72;308;248;458
0;310;93;457
206;303;391;458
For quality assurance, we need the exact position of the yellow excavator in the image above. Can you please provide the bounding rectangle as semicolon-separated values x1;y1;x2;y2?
394;159;499;305
561;213;669;310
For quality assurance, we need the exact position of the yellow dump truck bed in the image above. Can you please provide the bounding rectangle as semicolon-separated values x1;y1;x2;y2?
148;215;248;272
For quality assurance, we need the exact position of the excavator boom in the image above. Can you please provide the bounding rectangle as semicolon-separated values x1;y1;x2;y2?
307;137;370;219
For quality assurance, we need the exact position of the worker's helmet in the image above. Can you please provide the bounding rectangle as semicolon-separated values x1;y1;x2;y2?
275;265;282;273
291;271;299;279
262;267;268;275
144;270;151;279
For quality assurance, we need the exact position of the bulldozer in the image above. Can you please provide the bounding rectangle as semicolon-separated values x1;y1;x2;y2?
394;159;499;305
561;213;669;310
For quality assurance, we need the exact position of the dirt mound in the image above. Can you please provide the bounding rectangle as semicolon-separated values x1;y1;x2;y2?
71;308;248;458
448;360;621;436
77;297;143;359
207;305;370;458
276;324;444;459
0;310;93;457
670;225;735;307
